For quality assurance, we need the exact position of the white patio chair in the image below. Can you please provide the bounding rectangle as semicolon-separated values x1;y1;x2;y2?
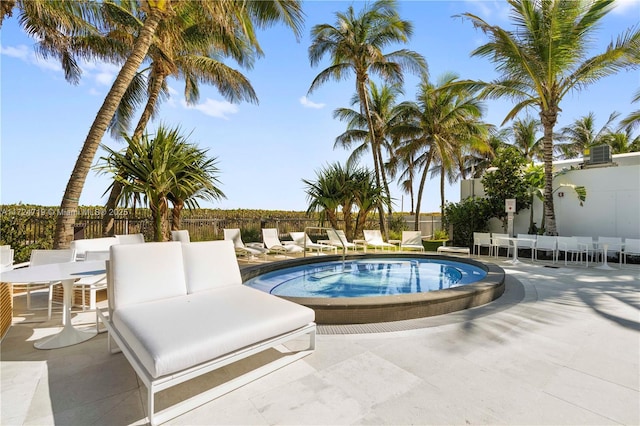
533;236;557;263
516;234;537;261
224;228;268;261
399;231;424;251
473;232;492;256
491;233;512;258
70;236;118;261
621;238;640;265
0;246;14;272
557;236;588;266
115;233;145;244
574;236;597;263
262;228;303;256
73;250;110;316
290;232;337;255
171;230;191;243
12;249;76;320
363;230;396;252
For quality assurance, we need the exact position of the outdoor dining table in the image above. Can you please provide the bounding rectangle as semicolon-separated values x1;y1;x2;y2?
0;260;106;349
594;241;622;270
506;237;536;265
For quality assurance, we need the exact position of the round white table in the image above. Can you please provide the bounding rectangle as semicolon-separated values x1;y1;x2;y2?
506;238;536;265
1;260;106;349
594;243;616;270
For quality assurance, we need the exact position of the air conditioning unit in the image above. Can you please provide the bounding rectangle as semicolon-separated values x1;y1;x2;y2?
587;144;612;165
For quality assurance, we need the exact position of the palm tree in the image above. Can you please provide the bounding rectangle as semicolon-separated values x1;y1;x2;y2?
52;0;304;248
333;82;407;214
303;161;386;240
100;0;260;236
98;125;225;241
620;89;640;131
460;0;640;235
557;112;619;159
510;116;543;162
396;72;490;230
308;0;427;239
53;0;171;248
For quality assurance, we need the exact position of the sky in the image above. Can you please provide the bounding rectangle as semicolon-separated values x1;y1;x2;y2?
1;0;639;214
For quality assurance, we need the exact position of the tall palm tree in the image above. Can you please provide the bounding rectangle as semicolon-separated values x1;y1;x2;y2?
557;112;619;159
396;72;490;229
308;0;427;239
333;82;406;214
98;125;225;241
460;0;640;235
100;0;260;236
620;89;640;131
53;0;171;248
51;0;304;248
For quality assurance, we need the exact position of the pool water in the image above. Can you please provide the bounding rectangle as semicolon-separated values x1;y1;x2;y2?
244;258;488;298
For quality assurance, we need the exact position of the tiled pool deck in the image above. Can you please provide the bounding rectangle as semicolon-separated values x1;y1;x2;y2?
1;254;639;425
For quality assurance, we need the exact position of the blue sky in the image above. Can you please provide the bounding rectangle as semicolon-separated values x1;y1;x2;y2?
1;0;639;213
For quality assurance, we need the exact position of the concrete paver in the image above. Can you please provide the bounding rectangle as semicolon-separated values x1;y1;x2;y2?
1;256;638;425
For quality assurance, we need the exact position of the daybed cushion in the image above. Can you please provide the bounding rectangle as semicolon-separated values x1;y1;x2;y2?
112;285;315;378
182;240;241;293
110;241;187;309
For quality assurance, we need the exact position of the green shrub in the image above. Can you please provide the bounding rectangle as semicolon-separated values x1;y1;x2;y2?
443;198;494;248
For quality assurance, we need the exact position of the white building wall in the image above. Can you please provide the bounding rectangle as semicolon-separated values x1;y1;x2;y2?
460;153;640;238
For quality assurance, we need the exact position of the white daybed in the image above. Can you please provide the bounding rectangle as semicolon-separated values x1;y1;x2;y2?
98;240;316;425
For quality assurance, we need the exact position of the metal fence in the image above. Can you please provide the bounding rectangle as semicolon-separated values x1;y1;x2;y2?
1;206;443;254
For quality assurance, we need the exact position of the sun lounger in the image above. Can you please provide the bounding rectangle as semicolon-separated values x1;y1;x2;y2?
97;241;315;425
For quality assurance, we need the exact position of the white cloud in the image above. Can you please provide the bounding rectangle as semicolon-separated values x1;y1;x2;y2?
1;43;61;72
299;96;325;109
183;98;238;120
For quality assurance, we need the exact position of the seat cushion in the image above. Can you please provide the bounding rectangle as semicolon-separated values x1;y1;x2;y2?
182;240;242;293
110;242;186;309
112;286;315;378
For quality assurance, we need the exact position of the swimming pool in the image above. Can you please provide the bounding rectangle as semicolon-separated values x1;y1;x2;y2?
242;254;505;325
245;258;488;298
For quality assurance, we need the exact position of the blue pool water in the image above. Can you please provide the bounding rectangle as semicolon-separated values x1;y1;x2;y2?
244;258;488;298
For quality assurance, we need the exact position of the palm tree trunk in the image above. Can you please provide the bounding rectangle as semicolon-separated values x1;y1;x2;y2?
414;155;432;231
171;201;184;231
439;167;445;218
102;73;167;236
357;79;388;239
540;107;558;236
53;9;164;248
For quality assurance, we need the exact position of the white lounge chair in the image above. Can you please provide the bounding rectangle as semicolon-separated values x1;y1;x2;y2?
289;232;337;255
223;228;268;261
473;232;492;256
363;230;396;252
325;229;358;252
262;228;304;255
399;231;424;251
98;241;315;425
170;230;190;243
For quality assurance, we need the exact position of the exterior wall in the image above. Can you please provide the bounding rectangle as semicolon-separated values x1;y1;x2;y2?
460;152;640;238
